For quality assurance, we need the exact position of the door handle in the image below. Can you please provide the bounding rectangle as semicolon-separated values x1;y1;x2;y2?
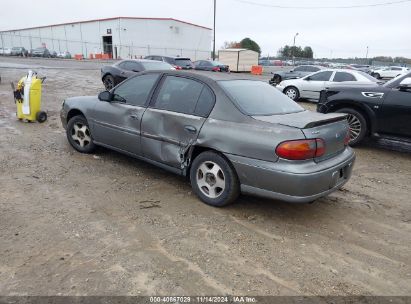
184;125;197;133
130;113;140;120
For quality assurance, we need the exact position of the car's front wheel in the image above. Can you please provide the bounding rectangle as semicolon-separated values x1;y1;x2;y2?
336;108;367;146
284;86;300;101
190;151;240;207
373;73;381;79
66;115;96;153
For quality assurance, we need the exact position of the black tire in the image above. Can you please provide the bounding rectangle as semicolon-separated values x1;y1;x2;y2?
284;86;300;101
36;111;47;123
66;115;96;153
335;108;367;146
273;74;282;84
374;73;381;79
190;151;240;207
103;75;115;90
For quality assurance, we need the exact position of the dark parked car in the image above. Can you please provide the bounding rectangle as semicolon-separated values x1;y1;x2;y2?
145;55;194;70
11;47;28;56
317;72;411;145
31;47;51;57
101;59;175;90
269;65;323;85
61;71;355;207
194;60;229;72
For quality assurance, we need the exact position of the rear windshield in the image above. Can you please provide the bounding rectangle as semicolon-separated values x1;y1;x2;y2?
141;61;174;70
174;58;192;66
219;80;304;116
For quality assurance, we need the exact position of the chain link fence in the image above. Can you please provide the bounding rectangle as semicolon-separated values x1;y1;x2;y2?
0;32;211;61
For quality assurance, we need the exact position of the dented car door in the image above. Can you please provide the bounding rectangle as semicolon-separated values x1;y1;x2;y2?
141;75;215;168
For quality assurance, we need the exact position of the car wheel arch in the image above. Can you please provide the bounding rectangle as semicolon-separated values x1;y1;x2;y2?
67;109;86;124
327;101;375;134
185;145;237;179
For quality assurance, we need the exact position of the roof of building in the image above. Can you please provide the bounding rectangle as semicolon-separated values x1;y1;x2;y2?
0;17;212;32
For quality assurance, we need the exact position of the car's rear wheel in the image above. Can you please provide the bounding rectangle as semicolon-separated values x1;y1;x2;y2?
66;115;96;153
103;75;115;90
336;108;367;146
373;73;381;79
284;86;300;101
190;151;239;207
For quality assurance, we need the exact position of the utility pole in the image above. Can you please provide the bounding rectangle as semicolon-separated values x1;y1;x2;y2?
292;32;299;65
212;0;216;60
365;46;369;64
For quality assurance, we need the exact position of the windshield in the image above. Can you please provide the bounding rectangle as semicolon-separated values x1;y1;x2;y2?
219;80;304;116
357;71;379;82
383;72;411;87
141;61;174;70
174;58;192;66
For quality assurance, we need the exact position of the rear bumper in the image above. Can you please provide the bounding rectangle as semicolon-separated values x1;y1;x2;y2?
226;148;355;203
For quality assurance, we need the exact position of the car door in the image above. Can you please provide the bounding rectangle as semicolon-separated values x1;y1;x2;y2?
378;78;411;137
141;75;215;168
300;71;334;99
91;73;161;155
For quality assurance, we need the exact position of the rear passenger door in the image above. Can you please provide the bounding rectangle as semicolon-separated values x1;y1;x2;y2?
301;71;334;99
141;75;215;168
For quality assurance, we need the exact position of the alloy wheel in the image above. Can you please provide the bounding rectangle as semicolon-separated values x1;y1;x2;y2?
196;161;225;198
71;122;91;148
104;77;114;90
346;114;362;141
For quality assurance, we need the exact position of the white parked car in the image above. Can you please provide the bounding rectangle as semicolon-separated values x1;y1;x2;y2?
371;66;409;79
0;47;12;55
276;69;379;101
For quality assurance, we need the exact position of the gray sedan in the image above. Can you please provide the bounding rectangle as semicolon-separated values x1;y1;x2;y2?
60;71;355;207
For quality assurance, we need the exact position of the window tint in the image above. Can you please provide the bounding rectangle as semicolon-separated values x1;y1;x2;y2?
306;66;320;72
113;74;159;106
140;61;174;70
333;72;356;82
125;61;141;72
164;57;176;65
392;67;401;71
194;86;215;117
219;80;304;116
294;66;306;72
308;71;333;81
154;76;204;115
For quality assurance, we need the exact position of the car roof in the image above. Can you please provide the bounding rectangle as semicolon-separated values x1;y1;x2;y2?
144;70;259;82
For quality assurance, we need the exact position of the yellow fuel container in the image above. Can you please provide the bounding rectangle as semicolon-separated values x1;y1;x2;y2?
15;72;47;123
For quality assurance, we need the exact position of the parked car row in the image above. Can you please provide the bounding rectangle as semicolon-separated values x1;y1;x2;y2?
101;57;230;90
0;46;71;58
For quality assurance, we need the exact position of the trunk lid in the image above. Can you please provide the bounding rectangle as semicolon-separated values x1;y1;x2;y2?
252;111;349;162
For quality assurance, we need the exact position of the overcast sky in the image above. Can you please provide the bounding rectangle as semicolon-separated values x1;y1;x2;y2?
1;0;410;58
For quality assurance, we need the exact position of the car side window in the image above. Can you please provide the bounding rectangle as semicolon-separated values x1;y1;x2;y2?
194;86;215;117
307;66;320;72
294;66;305;72
333;72;356;82
126;61;141;72
308;71;333;81
154;76;211;116
113;74;159;106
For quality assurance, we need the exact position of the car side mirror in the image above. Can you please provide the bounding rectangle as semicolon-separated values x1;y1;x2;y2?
399;77;411;90
98;91;112;102
132;69;140;73
305;77;311;81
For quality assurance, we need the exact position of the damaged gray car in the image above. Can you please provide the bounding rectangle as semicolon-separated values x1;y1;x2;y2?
60;71;355;207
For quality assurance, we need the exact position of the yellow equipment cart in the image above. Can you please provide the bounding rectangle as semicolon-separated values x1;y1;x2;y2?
12;71;47;123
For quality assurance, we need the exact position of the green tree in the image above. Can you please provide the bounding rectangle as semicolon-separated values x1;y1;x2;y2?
240;38;261;54
302;46;313;59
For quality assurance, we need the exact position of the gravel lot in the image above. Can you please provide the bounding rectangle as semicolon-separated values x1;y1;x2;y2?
0;57;410;296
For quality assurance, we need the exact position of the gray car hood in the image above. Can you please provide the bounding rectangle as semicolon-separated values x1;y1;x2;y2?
252;110;346;129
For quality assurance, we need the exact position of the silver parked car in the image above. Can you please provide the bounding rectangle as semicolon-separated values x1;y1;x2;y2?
276;69;379;101
60;71;355;207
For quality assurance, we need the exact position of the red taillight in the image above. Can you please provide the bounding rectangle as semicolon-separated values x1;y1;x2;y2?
174;65;182;70
276;139;326;160
212;67;220;71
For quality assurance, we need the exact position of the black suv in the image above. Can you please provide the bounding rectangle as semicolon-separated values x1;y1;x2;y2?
144;55;193;70
317;72;411;145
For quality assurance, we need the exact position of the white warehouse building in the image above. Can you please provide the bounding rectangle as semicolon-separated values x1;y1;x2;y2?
0;17;212;60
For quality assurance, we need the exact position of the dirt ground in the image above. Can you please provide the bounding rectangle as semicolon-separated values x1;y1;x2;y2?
0;57;410;296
